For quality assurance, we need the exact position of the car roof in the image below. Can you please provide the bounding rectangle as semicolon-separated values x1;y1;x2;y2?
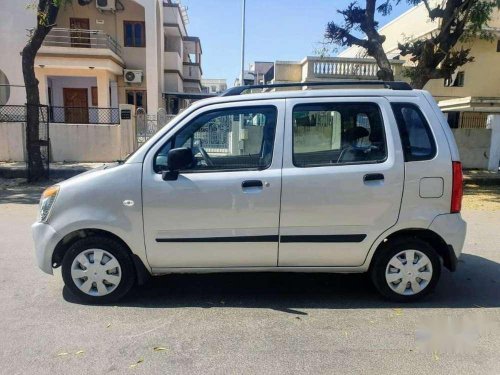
187;88;424;111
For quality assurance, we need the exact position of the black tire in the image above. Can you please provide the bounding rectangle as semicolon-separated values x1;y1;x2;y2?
62;236;136;304
370;238;441;302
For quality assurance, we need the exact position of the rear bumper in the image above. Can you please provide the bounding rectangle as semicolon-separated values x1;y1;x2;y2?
32;222;62;275
429;213;467;268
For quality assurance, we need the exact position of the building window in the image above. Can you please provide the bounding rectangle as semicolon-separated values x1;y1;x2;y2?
126;90;147;110
0;68;10;105
124;21;145;47
454;72;465;87
446;111;460;129
91;86;98;106
444;71;465;87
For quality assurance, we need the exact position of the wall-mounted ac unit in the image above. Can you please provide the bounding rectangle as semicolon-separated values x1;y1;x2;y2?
96;0;116;11
124;69;143;84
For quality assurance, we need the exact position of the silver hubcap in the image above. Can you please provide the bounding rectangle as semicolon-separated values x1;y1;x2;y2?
385;250;433;296
71;249;122;297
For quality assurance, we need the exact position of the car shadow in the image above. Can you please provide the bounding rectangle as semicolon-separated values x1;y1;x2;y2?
63;253;500;310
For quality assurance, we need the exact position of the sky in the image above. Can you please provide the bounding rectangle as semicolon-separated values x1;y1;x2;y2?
181;0;414;87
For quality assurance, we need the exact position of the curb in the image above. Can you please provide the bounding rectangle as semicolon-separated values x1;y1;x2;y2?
0;167;91;180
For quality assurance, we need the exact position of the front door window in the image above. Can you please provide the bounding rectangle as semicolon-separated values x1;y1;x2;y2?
154;106;278;172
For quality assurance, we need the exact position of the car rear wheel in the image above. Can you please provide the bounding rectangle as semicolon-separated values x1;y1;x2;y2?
371;238;441;302
62;236;135;303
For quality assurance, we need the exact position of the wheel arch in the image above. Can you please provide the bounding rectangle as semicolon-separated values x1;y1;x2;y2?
369;228;455;271
52;228;151;284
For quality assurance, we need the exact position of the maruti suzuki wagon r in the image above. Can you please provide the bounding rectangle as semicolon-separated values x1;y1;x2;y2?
32;82;466;303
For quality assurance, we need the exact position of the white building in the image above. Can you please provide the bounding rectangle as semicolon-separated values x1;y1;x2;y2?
0;0;204;116
201;79;227;94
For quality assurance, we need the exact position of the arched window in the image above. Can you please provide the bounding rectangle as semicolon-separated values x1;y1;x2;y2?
0;69;10;105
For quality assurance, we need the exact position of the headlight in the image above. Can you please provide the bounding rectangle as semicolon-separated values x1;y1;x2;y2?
39;185;59;222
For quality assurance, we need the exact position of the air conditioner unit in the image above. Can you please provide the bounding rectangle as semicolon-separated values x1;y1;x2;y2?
96;0;116;11
124;70;143;84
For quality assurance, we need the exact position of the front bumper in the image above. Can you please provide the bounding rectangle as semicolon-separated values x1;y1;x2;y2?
429;213;467;263
31;222;62;275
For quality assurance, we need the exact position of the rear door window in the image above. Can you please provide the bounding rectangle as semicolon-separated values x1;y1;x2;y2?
292;102;387;167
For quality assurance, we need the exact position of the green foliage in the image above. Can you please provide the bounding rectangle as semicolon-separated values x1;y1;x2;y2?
461;0;500;41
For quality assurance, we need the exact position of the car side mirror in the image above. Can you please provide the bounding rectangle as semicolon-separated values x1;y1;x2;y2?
162;147;193;181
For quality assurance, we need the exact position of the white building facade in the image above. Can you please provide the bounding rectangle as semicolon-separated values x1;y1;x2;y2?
0;0;204;116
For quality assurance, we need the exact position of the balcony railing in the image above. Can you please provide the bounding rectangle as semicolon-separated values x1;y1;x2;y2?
305;57;404;80
42;28;122;58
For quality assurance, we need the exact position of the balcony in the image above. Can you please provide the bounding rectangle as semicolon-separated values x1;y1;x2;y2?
165;51;183;73
163;2;187;37
37;28;124;75
304;56;404;81
183;63;201;81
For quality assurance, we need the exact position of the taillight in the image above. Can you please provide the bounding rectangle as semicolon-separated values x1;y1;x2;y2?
451;161;463;213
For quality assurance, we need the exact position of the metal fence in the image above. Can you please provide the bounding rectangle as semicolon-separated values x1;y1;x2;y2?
49;106;119;124
1;105;119;125
0;105;32;122
459;112;488;129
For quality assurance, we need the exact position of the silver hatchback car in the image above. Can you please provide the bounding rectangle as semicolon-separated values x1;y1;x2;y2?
32;81;466;303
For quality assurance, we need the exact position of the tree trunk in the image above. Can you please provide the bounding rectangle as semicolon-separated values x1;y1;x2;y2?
372;44;395;81
22;45;45;181
21;0;60;181
411;75;430;90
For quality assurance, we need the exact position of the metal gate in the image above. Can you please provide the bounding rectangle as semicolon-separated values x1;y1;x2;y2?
135;108;175;149
194;116;232;153
0;104;50;180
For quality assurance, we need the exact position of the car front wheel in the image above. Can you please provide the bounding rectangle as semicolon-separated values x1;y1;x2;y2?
61;236;136;303
371;238;441;302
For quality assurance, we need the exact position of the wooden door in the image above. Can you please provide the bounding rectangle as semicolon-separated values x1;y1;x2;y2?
70;18;90;48
63;88;89;124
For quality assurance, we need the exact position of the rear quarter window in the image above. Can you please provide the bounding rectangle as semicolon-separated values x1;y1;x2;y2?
391;103;436;162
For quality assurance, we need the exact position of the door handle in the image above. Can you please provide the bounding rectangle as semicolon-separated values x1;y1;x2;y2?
242;180;263;189
364;173;384;182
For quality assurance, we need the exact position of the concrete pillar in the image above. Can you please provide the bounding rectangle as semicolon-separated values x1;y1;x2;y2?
144;1;160;113
110;80;118;108
96;71;110;107
119;104;136;159
37;73;49;105
487;114;500;171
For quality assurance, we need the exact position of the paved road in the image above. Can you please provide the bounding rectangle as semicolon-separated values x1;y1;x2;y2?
0;190;499;374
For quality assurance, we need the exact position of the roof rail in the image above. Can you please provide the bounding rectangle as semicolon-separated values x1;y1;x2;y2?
220;80;412;96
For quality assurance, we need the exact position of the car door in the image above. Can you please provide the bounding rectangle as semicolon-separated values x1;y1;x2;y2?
142;100;285;270
278;96;405;267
